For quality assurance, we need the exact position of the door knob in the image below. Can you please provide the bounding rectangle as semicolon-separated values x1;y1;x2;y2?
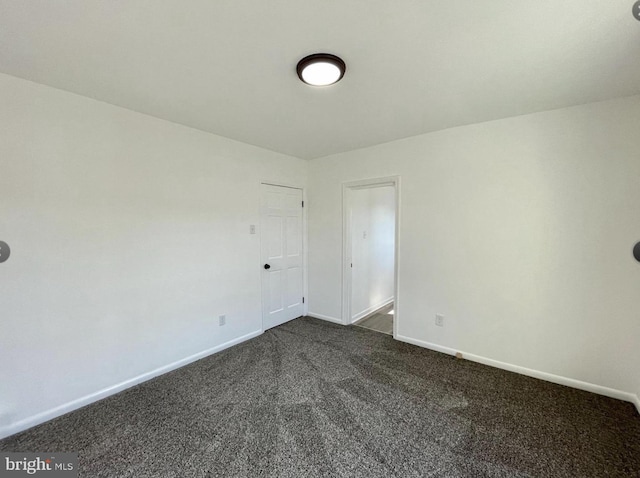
264;264;271;270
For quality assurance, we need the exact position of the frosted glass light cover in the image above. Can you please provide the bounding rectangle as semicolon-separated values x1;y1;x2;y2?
301;62;342;86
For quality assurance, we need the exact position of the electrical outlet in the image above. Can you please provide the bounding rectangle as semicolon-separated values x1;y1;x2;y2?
435;314;444;327
219;315;226;326
249;225;256;234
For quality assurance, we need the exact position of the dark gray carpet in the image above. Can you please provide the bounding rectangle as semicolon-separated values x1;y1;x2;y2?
2;317;639;477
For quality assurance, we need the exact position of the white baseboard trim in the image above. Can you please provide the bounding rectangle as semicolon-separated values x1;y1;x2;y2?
307;312;343;325
396;334;640;413
0;329;263;440
350;297;394;324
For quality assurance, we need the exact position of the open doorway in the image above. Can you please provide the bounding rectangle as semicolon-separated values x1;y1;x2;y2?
342;177;399;337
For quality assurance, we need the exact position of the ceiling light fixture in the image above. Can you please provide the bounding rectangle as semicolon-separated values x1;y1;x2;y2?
296;53;346;86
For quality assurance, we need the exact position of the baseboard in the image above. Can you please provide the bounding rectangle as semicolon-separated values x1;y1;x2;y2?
0;329;263;440
350;297;394;324
307;312;343;325
396;334;640;412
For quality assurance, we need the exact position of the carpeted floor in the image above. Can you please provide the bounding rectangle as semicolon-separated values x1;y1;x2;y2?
2;317;639;477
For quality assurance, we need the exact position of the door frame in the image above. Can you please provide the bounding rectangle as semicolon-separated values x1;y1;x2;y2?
259;180;308;333
342;176;400;338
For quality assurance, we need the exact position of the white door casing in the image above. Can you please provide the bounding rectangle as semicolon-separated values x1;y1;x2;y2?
342;176;400;338
261;184;304;330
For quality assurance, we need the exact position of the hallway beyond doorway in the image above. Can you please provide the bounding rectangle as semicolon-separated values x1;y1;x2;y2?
352;302;393;335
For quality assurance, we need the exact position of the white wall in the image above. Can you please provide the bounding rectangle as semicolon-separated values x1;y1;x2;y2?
0;73;307;438
1;72;638;440
350;187;395;321
308;96;640;405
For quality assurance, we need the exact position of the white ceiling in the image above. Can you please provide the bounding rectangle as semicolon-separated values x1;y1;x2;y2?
1;1;639;159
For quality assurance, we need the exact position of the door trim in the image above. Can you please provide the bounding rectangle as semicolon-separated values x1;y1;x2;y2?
342;176;400;338
259;181;307;333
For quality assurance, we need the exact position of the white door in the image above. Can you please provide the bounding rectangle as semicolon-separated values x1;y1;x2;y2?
261;184;304;330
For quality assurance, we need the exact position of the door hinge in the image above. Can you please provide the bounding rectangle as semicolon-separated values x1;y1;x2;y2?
302;200;304;207
302;297;305;304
